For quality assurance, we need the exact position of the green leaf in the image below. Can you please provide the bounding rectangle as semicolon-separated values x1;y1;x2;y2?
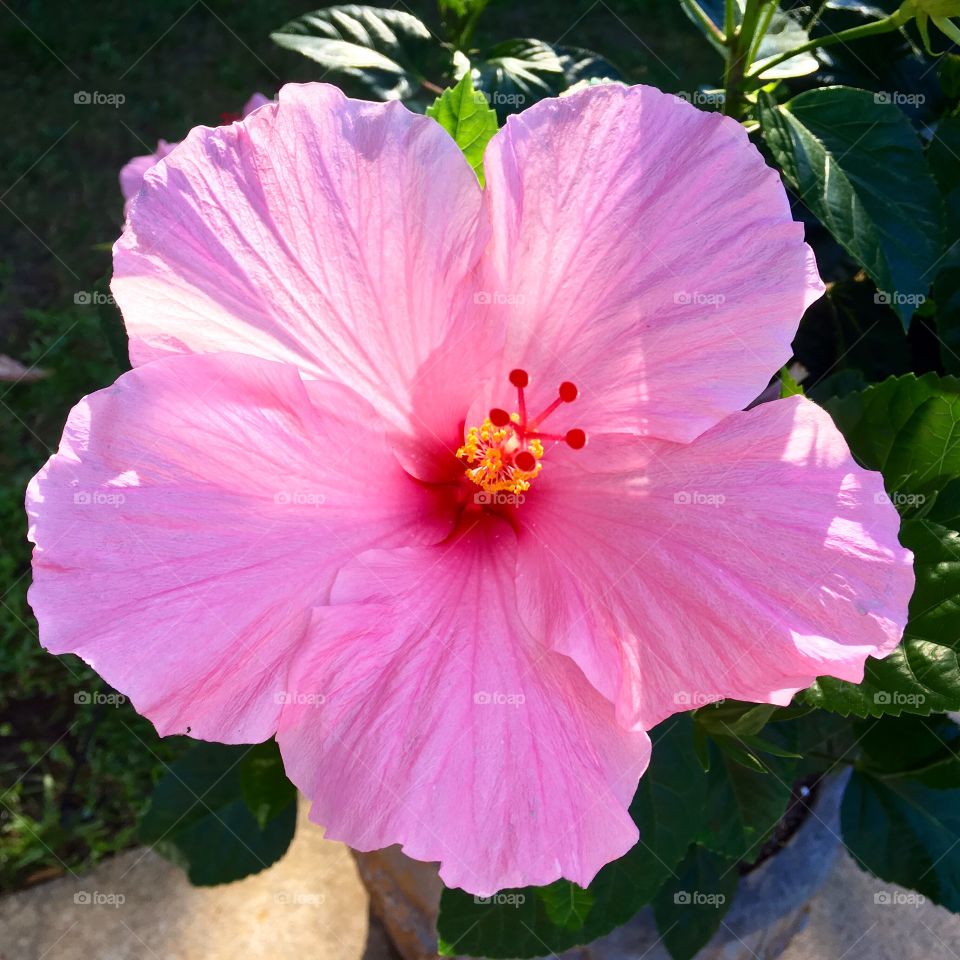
734;733;803;760
779;366;804;397
652;846;739;960
928;119;960;196
856;714;960;787
140;741;296;886
751;7;820;79
843;770;960;910
805;641;960;718
469;39;565;119
697;741;795;861
696;705;801;774
555;45;623;87
804;374;960;717
694;700;777;737
537;880;595;930
758;86;944;330
238;740;297;830
426;73;498;185
787;708;859;778
709;737;769;773
680;0;819;78
271;5;452;101
931;187;960;375
939;53;960;101
824;372;960;486
459;41;620;120
437;717;707;957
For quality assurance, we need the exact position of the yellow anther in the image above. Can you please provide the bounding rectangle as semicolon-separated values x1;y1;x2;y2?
457;415;544;496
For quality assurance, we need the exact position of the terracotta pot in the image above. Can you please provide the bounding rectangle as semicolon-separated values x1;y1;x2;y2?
352;773;848;960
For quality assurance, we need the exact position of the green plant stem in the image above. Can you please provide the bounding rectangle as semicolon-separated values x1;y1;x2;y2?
724;0;736;38
744;9;910;79
455;0;490;49
875;754;960;781
748;0;779;65
804;0;831;30
680;0;727;44
723;0;765;117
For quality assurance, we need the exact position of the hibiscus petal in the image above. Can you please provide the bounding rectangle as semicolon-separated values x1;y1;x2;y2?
112;83;488;431
241;92;271;116
276;521;649;895
481;84;824;442
119;139;175;206
515;396;913;728
27;352;446;742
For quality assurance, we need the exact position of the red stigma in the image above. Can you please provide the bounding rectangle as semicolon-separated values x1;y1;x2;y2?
499;370;586;453
459;370;586;505
514;450;537;472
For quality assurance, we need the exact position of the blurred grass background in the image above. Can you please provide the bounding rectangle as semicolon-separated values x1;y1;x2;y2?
0;0;715;891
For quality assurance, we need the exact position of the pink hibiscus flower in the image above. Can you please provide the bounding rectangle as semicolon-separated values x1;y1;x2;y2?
119;93;270;212
28;83;913;895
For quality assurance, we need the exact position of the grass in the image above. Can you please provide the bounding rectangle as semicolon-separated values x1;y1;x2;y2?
0;302;187;889
0;0;716;892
